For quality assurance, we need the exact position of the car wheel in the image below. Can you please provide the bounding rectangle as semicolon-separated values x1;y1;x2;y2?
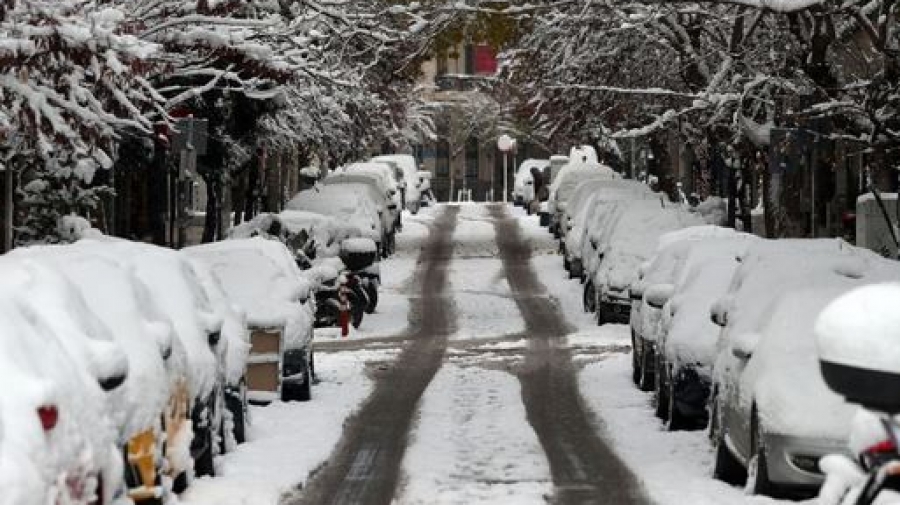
596;304;606;326
226;381;248;445
364;283;378;314
193;425;215;478
654;358;669;421
666;375;688;431
747;409;779;496
172;471;189;494
583;282;596;313
296;356;312;402
711;396;747;486
570;259;583;280
638;346;655;392
563;255;571;272
351;300;365;329
631;331;641;386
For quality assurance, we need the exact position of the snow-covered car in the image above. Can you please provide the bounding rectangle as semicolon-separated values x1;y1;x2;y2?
586;199;705;325
96;241;234;483
548;154;569;185
328;162;402;241
187;238;316;403
0;259;128;505
372;154;423;214
644;234;758;428
417;170;435;206
7;243;195;500
628;226;753;390
512;159;549;209
708;239;895;495
547;160;620;238
561;179;654;279
287;184;384;254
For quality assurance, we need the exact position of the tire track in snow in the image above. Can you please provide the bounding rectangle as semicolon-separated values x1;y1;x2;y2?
490;204;649;505
285;206;459;505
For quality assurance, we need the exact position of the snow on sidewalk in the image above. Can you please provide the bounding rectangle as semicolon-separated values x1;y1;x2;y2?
179;350;391;505
396;364;553;504
579;352;804;505
450;258;525;340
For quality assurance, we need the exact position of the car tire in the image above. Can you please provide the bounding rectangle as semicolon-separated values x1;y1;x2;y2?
296;357;312;402
583;282;596;313
563;255;571;272
666;376;688;431
194;425;215;478
711;397;747;486
172;471;189;494
631;331;641;386
351;300;365;329
596;304;606;326
638;346;655;392
226;381;248;445
747;410;779;496
654;359;669;421
364;284;378;314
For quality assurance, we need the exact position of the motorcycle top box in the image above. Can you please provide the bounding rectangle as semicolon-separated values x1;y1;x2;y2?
816;283;900;413
340;238;378;272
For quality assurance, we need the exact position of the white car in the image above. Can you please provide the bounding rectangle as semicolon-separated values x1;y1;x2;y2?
187;238;315;403
708;239;896;495
0;259;127;505
547;160;620;238
287;184;384;254
371;154;423;213
512;159;548;208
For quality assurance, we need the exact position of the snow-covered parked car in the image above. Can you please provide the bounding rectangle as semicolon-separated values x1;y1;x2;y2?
586;199;705;325
628;226;753;391
287;184;386;257
0;259;128;505
640;233;758;428
187;238;316;403
7;243;198;500
547;160;620;238
512;158;549;209
327;162;401;245
562;179;654;279
94;241;240;483
708;239;898;496
371;154;423;214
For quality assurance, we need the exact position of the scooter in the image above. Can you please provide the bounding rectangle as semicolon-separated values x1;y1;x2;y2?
816;284;900;505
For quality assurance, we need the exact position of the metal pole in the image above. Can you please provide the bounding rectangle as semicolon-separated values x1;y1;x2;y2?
4;163;12;252
503;151;508;203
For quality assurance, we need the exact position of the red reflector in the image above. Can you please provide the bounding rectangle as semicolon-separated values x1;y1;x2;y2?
37;405;58;431
866;439;896;455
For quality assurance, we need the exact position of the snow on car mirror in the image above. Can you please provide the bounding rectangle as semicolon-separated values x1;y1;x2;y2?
645;283;674;309
630;282;645;300
732;332;760;360
710;298;730;327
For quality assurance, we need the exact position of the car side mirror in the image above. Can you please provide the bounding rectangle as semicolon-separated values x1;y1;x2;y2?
630;282;645;301
710;299;729;327
645;284;674;309
99;372;127;392
732;332;760;360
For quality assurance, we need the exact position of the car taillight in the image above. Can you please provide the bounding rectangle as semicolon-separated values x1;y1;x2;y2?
866;439;897;455
38;405;58;431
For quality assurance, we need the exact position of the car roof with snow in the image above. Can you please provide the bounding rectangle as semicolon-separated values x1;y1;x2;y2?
656;235;760;367
595;201;707;290
732;286;866;439
186;237;314;350
550;162;621;208
286;184;382;241
4;244;178;437
84;240;223;401
0;288;118;502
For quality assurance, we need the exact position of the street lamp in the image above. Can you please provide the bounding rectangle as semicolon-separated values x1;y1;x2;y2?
497;134;515;203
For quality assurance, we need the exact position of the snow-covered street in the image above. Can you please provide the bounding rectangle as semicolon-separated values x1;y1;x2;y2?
176;203;818;505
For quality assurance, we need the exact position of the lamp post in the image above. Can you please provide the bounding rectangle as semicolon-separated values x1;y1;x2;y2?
497;134;515;203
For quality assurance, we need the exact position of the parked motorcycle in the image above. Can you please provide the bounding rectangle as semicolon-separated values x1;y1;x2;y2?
816;283;900;505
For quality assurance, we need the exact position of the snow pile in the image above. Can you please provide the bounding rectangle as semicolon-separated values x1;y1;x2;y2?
371;154;422;209
186;238;314;352
57;215;103;243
